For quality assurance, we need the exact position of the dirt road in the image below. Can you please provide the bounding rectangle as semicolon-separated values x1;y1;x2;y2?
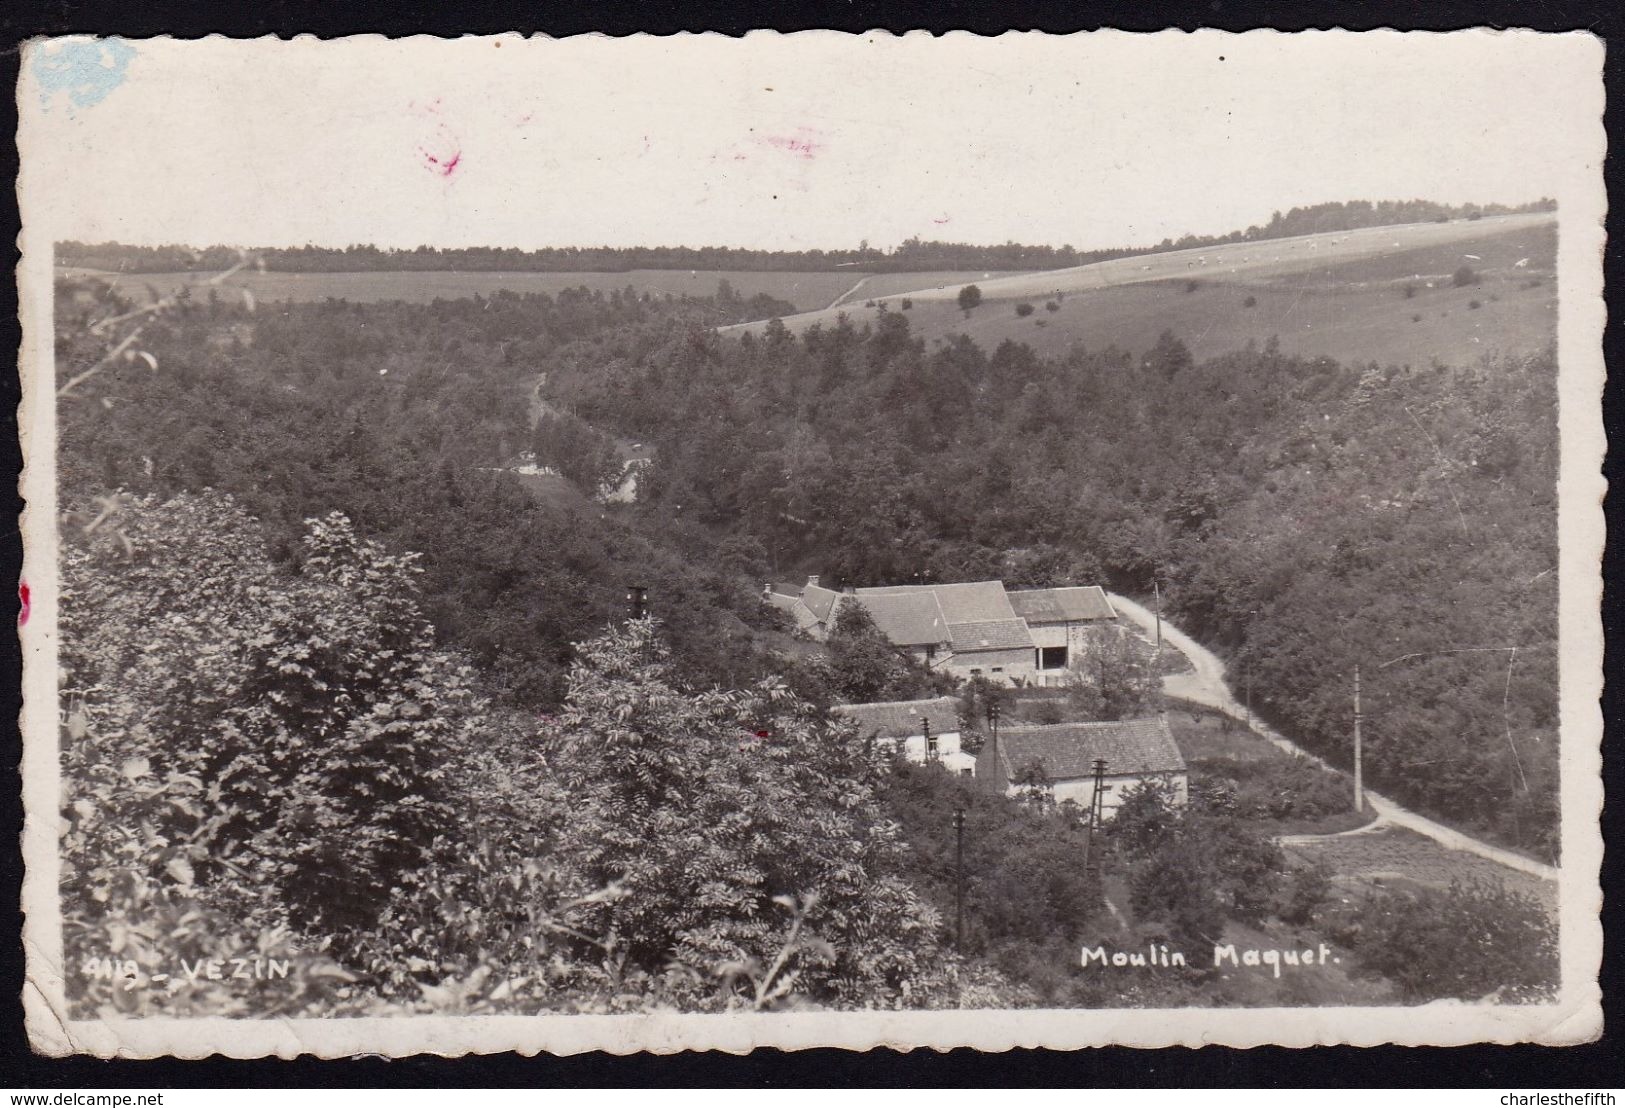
1106;592;1559;883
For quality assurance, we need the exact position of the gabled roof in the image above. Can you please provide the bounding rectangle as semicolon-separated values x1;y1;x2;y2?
857;580;1016;624
766;591;821;633
1007;586;1117;623
833;696;963;739
948;618;1036;653
835;592;948;647
801;583;842;624
989;718;1186;781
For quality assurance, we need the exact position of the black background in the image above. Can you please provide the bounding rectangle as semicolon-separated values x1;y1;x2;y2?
1;0;1619;1087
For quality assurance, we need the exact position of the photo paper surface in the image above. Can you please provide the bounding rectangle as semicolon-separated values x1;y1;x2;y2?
15;30;1606;1056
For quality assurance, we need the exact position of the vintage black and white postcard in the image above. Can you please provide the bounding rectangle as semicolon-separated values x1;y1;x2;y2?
15;31;1605;1056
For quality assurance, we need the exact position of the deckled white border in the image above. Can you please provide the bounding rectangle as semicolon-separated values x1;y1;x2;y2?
16;29;1606;1057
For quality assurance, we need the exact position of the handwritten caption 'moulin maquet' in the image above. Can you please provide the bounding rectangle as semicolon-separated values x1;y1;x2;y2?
1081;943;1341;978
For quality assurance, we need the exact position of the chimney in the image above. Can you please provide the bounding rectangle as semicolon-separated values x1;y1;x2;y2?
807;575;820;589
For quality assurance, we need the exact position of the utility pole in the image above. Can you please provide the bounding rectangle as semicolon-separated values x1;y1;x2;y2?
953;808;966;952
1245;665;1253;729
1152;579;1163;654
1353;665;1364;812
1085;758;1108;888
626;584;649;620
986;701;1001;792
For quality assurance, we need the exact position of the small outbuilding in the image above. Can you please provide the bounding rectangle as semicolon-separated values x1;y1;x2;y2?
977;716;1187;818
833;696;974;775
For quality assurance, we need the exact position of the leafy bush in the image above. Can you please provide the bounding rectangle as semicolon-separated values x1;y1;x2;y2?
1243;295;1257;308
61;493;465;936
957;284;983;311
1331;880;1557;1002
1044;300;1060;312
1064;625;1163;720
1275;859;1333;925
880;761;1100;1001
548;620;951;1008
1190;754;1351;823
1469;299;1482;310
1453;264;1479;287
1015;302;1035;317
1110;780;1286;951
901;298;913;310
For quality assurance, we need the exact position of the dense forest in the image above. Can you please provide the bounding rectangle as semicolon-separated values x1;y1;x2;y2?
54;261;1558;1017
542;314;1560;861
57;197;1553;275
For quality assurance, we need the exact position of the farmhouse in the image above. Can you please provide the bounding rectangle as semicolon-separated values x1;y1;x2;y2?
832;696;974;775
976;717;1187;817
1007;586;1119;680
765;577;1118;687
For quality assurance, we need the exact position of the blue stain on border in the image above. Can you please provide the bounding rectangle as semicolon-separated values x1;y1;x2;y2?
34;37;137;112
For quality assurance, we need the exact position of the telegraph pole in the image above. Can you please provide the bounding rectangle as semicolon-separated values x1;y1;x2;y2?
986;701;1001;791
1353;665;1364;812
953;808;966;952
1085;758;1108;888
1152;579;1163;654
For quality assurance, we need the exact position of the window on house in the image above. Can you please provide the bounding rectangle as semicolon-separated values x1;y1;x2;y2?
1039;645;1069;670
991;667;1004;673
970;668;983;676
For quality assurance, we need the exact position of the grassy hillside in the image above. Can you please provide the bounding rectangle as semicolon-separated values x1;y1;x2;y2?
729;214;1556;367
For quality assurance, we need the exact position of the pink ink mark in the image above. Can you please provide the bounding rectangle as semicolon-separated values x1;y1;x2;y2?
759;126;823;160
932;215;951;224
422;148;462;177
17;581;29;626
411;98;462;177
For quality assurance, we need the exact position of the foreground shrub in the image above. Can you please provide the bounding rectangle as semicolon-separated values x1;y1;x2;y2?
1331;880;1557;1002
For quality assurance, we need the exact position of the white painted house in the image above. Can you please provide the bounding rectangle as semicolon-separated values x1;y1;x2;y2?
832;696;975;775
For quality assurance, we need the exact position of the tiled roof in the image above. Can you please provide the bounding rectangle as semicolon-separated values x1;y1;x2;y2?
991;718;1186;781
1007;586;1117;623
837;592;948;647
801;583;842;624
857;580;1016;624
948;618;1035;652
766;591;820;633
833;696;964;739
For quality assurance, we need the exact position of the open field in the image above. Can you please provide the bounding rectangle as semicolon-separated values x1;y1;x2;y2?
828;269;1029;308
56;266;1017;315
1285;826;1557;914
725;213;1557;367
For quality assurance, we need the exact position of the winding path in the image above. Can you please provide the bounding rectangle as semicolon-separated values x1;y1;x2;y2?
825;275;872;311
1106;592;1559;883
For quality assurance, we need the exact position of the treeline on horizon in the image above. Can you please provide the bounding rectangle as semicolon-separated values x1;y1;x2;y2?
58;197;1555;275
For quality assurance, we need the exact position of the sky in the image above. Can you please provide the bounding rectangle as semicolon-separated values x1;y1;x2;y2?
19;30;1604;254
